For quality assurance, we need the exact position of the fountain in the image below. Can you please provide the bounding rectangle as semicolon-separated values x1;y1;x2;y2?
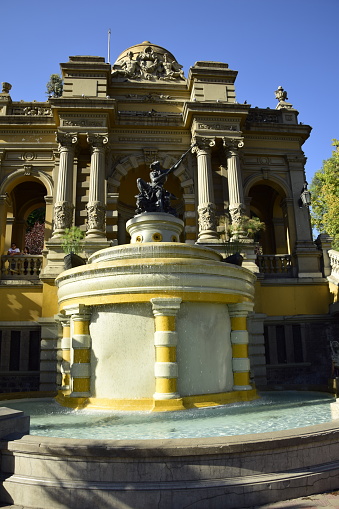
1;154;339;508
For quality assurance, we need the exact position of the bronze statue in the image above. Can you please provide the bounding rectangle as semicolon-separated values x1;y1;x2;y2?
135;145;195;215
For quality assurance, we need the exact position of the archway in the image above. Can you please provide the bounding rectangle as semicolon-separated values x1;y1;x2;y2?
1;179;47;254
247;182;288;255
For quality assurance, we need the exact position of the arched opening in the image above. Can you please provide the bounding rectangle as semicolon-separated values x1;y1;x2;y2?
248;182;288;255
2;179;47;255
117;164;184;244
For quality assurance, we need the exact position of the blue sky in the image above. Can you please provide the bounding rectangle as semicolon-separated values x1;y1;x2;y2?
1;0;337;183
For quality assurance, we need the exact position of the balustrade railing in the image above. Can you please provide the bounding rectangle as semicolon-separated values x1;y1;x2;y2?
329;250;339;283
0;255;42;280
256;254;293;277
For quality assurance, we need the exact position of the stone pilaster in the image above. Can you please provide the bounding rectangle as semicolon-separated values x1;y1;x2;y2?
53;132;78;237
64;304;92;398
193;137;219;242
151;297;183;408
223;138;246;227
228;302;254;391
286;154;322;278
86;133;108;238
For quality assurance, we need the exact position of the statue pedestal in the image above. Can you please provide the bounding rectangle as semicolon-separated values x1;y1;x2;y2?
126;212;184;243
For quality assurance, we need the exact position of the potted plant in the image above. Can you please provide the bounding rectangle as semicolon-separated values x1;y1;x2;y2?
61;226;86;269
228;215;265;241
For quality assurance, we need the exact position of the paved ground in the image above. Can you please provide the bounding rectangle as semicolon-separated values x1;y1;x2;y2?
2;492;339;508
252;490;339;508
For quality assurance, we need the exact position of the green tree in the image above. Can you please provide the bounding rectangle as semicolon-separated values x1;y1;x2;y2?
310;140;339;249
46;74;63;98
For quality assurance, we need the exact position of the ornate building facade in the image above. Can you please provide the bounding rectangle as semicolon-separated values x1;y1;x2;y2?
0;41;338;395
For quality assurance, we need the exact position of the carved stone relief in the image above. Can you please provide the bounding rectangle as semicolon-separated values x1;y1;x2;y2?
23;106;52;116
54;202;73;230
198;204;216;231
86;203;106;231
112;45;185;82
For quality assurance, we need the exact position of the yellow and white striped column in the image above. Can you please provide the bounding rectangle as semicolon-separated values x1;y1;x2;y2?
151;297;182;401
228;302;254;391
60;316;71;394
64;304;92;397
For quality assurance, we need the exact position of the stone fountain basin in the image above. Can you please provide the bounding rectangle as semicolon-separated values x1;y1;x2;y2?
57;242;256;306
1;417;339;508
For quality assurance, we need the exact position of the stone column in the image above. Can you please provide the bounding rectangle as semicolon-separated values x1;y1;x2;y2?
0;193;11;254
228;302;254;391
86;133;108;238
193;137;219;242
64;304;92;398
59;316;71;394
151;298;182;404
53;132;78;237
223;138;246;227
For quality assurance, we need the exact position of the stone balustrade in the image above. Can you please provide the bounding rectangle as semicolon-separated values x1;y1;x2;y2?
0;255;42;280
256;254;293;277
329;249;339;282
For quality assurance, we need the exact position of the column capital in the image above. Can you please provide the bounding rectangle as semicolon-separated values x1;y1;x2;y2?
222;137;244;154
193;136;216;153
285;153;307;167
151;297;182;316
56;131;78;150
87;132;109;150
228;302;254;317
62;303;92;319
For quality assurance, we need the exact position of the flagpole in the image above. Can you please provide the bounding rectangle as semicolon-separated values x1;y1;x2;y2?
107;29;111;64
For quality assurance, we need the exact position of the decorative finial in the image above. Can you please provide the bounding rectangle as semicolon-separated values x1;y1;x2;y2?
274;85;293;110
1;82;12;94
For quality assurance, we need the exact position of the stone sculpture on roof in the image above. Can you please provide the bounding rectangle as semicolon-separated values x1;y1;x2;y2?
111;42;185;81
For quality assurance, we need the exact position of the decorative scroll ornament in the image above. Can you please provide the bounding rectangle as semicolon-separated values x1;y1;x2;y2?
193;137;216;153
56;132;78;150
222;137;244;155
198;204;216;232
54;202;73;230
86;202;106;231
87;133;109;149
112;46;185;82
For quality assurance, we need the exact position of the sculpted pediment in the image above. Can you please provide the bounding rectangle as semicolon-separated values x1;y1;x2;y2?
111;42;185;82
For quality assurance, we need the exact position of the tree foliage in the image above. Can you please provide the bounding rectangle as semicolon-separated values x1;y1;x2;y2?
46;74;63;98
26;207;45;231
25;222;45;254
310;140;339;249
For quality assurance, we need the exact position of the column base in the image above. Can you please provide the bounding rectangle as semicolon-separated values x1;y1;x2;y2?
86;229;106;238
153;391;180;400
151;398;186;412
197;231;220;242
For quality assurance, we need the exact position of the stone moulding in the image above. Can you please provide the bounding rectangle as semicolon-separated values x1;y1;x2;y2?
1;419;339;508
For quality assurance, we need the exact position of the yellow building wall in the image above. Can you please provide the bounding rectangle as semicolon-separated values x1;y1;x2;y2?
329;281;339;304
255;281;332;316
0;287;43;322
41;282;59;317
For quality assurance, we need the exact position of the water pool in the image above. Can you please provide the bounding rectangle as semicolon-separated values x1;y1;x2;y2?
0;391;335;440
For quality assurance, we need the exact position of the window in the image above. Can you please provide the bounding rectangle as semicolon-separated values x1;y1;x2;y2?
264;324;306;365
